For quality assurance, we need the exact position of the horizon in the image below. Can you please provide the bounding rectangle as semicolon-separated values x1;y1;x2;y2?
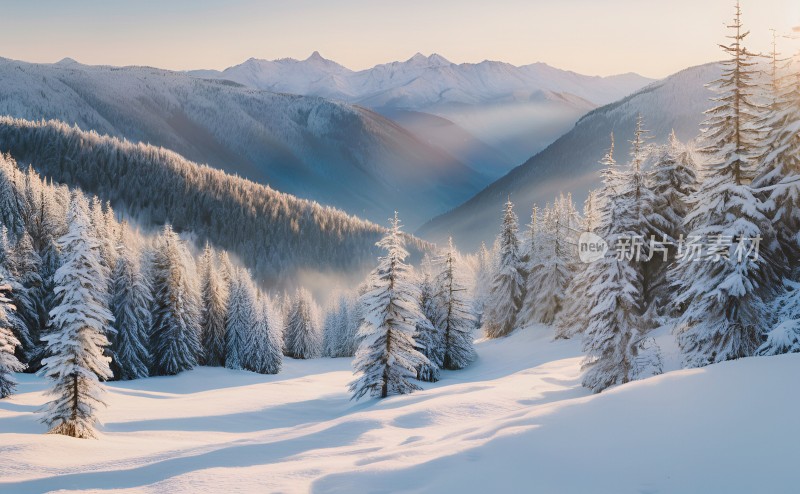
1;0;797;79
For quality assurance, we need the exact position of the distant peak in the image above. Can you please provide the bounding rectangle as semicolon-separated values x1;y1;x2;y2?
405;52;451;67
55;57;80;66
307;51;326;62
427;53;451;66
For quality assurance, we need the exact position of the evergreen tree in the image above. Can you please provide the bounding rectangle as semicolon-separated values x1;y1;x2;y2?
556;189;601;339
433;238;476;370
245;295;282;374
199;243;227;366
0;276;25;398
149;225;201;375
414;271;443;382
350;213;429;400
109;228;151;381
757;280;800;356
284;288;322;359
0;227;34;361
40;194;113;438
753;41;800;266
8;232;44;361
521;195;578;325
482;200;524;338
670;3;780;367
225;268;256;370
472;241;494;326
580;127;663;393
0;156;25;237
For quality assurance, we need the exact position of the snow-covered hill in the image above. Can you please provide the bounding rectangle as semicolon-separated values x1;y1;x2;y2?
193;53;655;167
0;57;484;228
418;63;722;249
1;325;796;493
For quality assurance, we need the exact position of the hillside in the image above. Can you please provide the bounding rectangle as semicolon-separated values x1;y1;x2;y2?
417;63;722;249
0;57;483;228
0;117;431;288
1;325;796;493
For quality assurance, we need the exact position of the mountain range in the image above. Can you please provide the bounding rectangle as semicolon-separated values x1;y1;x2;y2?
191;52;655;174
0;57;483;229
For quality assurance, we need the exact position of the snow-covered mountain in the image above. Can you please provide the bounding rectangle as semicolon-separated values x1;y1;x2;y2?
0;57;484;228
192;53;655;168
418;63;723;250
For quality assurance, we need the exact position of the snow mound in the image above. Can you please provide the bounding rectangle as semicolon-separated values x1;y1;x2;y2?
0;326;796;493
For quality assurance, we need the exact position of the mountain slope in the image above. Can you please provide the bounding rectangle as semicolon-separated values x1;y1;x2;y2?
0;57;483;228
0;117;431;288
417;63;722;250
1;325;796;493
194;53;655;167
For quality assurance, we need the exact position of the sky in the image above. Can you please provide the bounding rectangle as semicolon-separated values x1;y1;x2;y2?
1;0;797;78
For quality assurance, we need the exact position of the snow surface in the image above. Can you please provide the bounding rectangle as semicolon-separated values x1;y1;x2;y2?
1;326;797;493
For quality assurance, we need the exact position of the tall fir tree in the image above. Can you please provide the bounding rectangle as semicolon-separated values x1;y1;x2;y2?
580;126;664;393
522;195;578;325
414;270;443;382
225;268;256;370
109;227;151;381
149;225;201;376
433;238;476;370
245;295;283;374
199;243;227;366
283;288;322;359
670;3;780;367
350;213;429;400
556;189;601;339
40;194;114;438
482;200;524;338
0;276;25;398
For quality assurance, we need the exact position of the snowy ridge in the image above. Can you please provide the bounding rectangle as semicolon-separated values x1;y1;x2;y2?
194;52;653;110
1;325;796;493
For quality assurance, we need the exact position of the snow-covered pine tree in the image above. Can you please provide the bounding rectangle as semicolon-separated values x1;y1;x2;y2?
522;195;578;325
757;279;800;355
753;41;800;266
414;270;443;382
433;238;476;370
224;267;256;370
149;225;202;376
482;200;524;338
199;243;227;366
649;132;699;235
0;155;25;237
40;193;114;438
283;288;322;359
0;276;25;398
555;137;619;339
0;227;34;361
8;231;44;359
245;294;282;374
322;299;343;358
350;213;429;400
109;226;151;381
472;241;494;326
337;294;360;358
670;3;781;367
581;125;665;393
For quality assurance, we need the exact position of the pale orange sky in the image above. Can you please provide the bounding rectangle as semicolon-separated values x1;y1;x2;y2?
1;0;797;78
